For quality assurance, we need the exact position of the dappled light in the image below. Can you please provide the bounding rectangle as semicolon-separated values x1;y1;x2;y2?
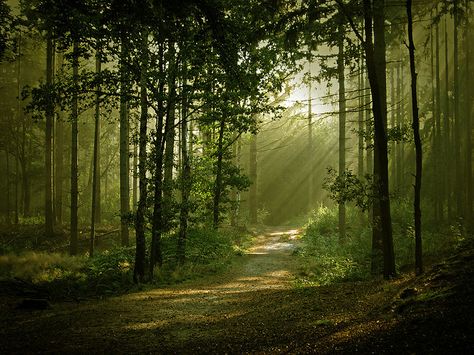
1;0;473;353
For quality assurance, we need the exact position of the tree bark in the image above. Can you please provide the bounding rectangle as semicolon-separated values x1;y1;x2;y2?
134;30;148;284
177;56;190;264
90;52;101;258
163;42;177;232
45;32;54;236
453;0;463;218
150;40;165;277
464;0;472;228
338;19;346;241
119;34;130;247
249;132;258;224
407;0;423;275
364;0;395;278
213;117;226;230
70;40;79;255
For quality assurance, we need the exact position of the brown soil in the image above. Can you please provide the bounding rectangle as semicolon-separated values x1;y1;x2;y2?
1;228;473;354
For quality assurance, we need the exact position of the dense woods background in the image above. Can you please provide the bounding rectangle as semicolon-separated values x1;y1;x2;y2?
0;0;473;352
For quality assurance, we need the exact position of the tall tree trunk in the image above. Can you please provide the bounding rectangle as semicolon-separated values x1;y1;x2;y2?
177;56;190;264
407;0;423;275
435;5;443;222
163;42;177;232
90;53;101;258
453;0;463;218
119;34;130;247
364;0;395;278
464;0;472;228
338;20;346;241
213;117;226;230
150;41;165;277
396;62;402;190
132;136;138;210
45;32;54;236
358;56;364;178
134;30;148;284
70;40;79;255
55;51;64;225
249;132;258;224
444;17;453;220
308;58;314;211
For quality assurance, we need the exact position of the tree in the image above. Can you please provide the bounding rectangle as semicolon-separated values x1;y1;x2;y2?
337;16;346;241
406;0;423;275
134;29;148;283
44;31;54;236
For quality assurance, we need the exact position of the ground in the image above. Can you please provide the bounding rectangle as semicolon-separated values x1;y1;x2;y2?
1;227;473;354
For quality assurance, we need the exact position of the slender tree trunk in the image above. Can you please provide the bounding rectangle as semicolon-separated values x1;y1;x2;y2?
308;58;314;211
132;136;138;210
453;0;463;218
163;42;177;232
119;34;130;247
358;57;364;178
55;52;64;225
90;53;101;258
435;5;443;222
464;0;472;228
213;117;226;230
45;33;54;236
134;30;148;284
338;20;346;241
70;40;79;255
407;0;423;275
249;132;258;224
396;62;402;191
150;41;165;277
445;17;453;220
364;0;395;278
177;56;190;264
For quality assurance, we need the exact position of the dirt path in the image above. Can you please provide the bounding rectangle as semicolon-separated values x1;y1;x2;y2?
2;228;323;354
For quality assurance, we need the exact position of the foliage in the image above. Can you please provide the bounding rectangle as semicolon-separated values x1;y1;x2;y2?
323;168;374;211
296;201;462;286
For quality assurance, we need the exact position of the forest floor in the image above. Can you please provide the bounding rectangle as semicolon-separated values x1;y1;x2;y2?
1;227;473;354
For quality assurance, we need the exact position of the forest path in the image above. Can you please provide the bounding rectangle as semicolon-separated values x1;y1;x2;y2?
4;227;334;354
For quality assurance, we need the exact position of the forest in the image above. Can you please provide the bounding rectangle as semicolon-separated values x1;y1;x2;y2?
0;0;473;353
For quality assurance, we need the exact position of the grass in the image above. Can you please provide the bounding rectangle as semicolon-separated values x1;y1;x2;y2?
295;199;462;287
0;226;252;300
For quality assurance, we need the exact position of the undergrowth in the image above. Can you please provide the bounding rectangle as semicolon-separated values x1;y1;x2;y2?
0;227;251;300
295;200;461;287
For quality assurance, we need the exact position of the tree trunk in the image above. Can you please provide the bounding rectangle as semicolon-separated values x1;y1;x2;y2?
70;40;79;255
464;0;472;228
119;34;130;247
445;17;453;221
308;58;314;211
407;0;423;275
150;41;165;277
177;57;190;264
45;33;54;236
358;57;364;178
364;0;395;278
396;62;402;191
90;53;101;258
338;20;346;241
55;52;64;225
163;42;177;232
134;30;148;284
249;132;258;224
435;6;443;222
213;118;226;230
453;0;463;218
